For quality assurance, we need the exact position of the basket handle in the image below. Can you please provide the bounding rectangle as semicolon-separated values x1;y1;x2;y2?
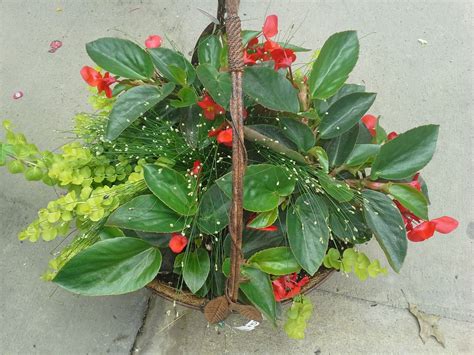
224;0;246;303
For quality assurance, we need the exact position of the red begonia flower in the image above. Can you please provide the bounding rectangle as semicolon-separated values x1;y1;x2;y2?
145;35;162;49
408;173;422;191
271;48;296;70
169;233;188;253
263;39;281;53
197;94;225;120
387;131;398;140
191;160;202;176
272;273;310;301
263;15;278;40
361;114;377;137
217;128;233;147
407;221;437;242
431;216;459;234
80;66;116;98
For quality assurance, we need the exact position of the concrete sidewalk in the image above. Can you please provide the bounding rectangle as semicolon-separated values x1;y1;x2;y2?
1;1;472;354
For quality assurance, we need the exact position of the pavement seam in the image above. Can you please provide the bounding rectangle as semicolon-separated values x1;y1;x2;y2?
129;294;153;354
316;288;474;324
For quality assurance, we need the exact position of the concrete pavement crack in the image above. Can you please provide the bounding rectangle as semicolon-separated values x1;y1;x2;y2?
129;295;152;355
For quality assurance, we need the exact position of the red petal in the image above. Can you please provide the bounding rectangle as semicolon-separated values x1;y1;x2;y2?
431;216;458;234
217;129;233;147
80;66;101;86
263;40;281;53
169;233;188;253
263;15;278;40
145;35;162;49
407;221;436;242
271;48;296;70
191;160;202;176
387;131;398;140
361;114;377;137
272;279;287;302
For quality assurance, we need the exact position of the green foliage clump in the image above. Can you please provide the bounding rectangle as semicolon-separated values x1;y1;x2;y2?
284;295;314;339
323;247;388;280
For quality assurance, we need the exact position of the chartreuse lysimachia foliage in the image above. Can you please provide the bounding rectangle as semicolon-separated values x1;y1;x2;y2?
1;16;445;335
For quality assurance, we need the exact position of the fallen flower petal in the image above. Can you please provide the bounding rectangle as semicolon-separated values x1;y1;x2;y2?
169;233;188;253
12;91;24;100
407;221;436;242
145;35;162;49
431;216;458;234
48;40;63;53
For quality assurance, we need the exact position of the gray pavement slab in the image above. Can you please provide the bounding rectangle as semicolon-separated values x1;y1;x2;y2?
0;0;472;354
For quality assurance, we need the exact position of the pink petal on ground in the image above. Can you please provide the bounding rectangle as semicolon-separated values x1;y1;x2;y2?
48;40;63;53
13;91;24;100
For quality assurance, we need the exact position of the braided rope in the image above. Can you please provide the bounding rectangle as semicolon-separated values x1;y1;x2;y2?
225;0;246;303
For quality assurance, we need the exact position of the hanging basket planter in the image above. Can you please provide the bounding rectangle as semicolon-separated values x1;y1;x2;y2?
1;0;458;339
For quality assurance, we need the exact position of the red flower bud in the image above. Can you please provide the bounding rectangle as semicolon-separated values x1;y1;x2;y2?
263;15;278;40
145;35;162;49
387;131;398;140
217;128;233;147
361;114;377;137
169;233;188;253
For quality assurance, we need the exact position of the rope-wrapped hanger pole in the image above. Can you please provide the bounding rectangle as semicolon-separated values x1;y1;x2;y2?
225;0;246;303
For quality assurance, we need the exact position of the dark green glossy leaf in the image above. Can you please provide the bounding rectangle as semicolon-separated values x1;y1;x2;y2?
240;265;277;323
327;202;372;244
248;124;298;151
362;189;407;272
319;92;376;139
287;193;329;275
86;38;154;80
243;66;300;113
375;118;387;144
308;31;359;99
247;208;278;229
53;237;161;295
345;144;380;167
198;35;222;68
280;118;315;152
224;226;286;259
248;247;301;275
316;171;354;202
106;83;175;141
98;226;125;240
144;165;197;216
170;87;197;108
216;164;296;212
149;47;195;85
197;184;230;234
371;125;439;180
107;194;186;233
388;183;428;220
315;83;365;116
418;175;430;204
196;64;231;108
322;123;359;167
308;146;329;172
183;249;210;293
356;122;373;144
